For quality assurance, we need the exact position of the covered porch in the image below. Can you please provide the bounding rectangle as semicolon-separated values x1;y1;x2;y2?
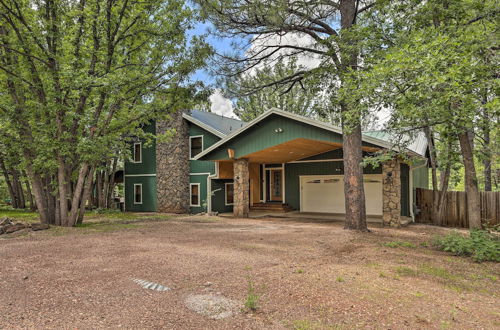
197;110;410;227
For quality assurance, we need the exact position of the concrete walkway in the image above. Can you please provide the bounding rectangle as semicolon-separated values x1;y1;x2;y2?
219;210;390;223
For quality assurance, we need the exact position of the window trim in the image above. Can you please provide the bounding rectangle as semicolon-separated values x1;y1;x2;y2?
190;183;201;207
132;142;142;163
189;135;204;160
225;182;234;206
133;183;143;205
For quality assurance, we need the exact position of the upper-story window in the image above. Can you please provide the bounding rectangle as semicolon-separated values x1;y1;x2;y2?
133;142;142;163
190;136;203;159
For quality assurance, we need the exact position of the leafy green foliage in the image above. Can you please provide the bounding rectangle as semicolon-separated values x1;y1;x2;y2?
244;277;259;312
383;241;416;248
434;230;500;262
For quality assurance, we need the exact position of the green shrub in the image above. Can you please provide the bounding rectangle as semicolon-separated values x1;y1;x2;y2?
434;230;500;262
244;278;259;311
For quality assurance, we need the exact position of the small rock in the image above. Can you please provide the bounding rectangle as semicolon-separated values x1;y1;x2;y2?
204;282;213;287
23;275;29;280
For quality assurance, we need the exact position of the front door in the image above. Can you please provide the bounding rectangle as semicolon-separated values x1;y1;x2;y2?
270;170;283;202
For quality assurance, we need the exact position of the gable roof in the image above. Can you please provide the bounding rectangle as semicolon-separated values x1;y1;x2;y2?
194;108;428;160
182;110;246;138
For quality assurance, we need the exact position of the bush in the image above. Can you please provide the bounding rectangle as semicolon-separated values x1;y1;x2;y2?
434;230;500;262
244;278;259;312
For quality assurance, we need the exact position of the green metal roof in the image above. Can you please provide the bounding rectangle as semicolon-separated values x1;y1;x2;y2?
184;110;245;136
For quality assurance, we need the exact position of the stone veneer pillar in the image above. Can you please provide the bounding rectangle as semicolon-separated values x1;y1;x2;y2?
233;158;250;218
156;111;190;213
382;158;401;227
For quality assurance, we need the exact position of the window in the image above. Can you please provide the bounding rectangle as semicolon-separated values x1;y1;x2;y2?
134;184;142;204
190;136;203;159
190;183;200;207
133;142;142;163
225;183;234;205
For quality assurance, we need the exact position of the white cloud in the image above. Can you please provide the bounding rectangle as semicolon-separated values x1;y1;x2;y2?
209;89;237;118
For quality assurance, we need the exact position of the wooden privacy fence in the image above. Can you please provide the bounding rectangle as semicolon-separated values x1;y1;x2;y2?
415;188;499;228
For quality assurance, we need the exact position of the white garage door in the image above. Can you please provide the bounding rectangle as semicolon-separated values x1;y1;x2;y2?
300;174;383;215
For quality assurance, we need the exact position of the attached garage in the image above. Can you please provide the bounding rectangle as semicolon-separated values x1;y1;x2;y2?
299;174;383;215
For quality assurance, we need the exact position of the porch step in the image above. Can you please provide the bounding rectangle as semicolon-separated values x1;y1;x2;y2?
250;203;294;213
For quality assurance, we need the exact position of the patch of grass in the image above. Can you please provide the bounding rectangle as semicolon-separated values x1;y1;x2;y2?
433;230;500;262
485;274;497;281
291;319;343;330
244;278;259;312
379;272;387;278
0;207;39;223
336;276;345;282
383;241;416;248
419;264;458;281
74;221;139;233
295;268;304;274
394;266;418;276
413;291;424;298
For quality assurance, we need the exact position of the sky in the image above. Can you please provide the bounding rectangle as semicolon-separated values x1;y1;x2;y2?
188;23;239;118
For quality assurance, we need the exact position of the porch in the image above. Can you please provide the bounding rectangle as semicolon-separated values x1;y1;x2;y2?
197;111;409;227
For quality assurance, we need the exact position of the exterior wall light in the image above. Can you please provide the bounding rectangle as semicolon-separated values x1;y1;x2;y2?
274;128;283;133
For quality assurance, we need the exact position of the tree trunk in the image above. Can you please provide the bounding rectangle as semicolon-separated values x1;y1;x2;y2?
25;166;50;224
67;163;90;227
483;120;492;191
338;0;367;231
12;170;26;209
0;157;17;208
96;170;104;208
102;161;111;208
458;131;481;229
423;126;438;191
106;158;118;208
77;167;95;224
58;157;69;226
22;171;36;211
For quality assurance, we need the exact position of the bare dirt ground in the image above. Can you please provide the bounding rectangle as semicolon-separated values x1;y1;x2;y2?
0;215;499;329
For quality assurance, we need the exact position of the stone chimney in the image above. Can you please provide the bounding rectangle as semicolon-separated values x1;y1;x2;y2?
156;110;190;213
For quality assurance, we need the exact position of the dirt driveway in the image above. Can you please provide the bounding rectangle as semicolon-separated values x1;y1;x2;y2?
1;216;499;329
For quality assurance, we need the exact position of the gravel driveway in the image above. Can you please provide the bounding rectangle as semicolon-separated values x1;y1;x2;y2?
0;216;499;329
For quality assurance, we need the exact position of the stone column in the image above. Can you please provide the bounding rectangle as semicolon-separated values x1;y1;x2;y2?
382;158;401;227
233;158;250;218
156;111;190;213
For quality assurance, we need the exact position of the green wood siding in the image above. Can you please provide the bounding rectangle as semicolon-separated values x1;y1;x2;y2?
125;176;157;212
212;179;234;213
201;114;380;161
125;122;156;175
284;161;382;210
401;164;410;217
189;124;219;174
190;174;208;213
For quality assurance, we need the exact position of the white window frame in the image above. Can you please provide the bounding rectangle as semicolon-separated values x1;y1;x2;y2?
225;182;234;206
189;135;204;160
132;142;142;163
190;183;201;207
133;183;143;204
